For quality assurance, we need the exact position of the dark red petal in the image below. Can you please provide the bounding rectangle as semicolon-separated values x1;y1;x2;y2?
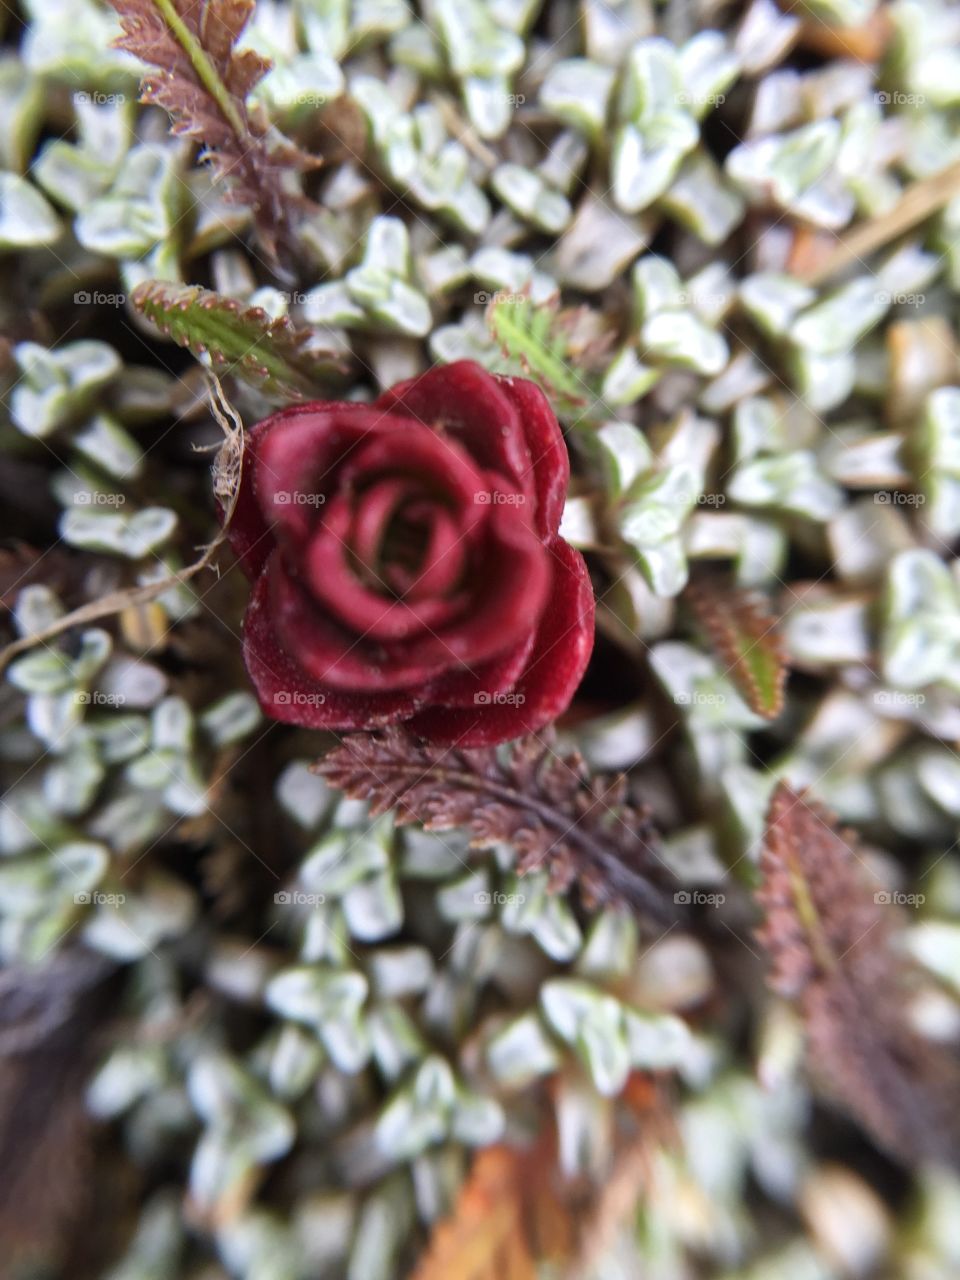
376;361;536;504
405;538;595;746
418;627;537;708
348;482;470;601
225;403;327;578
494;374;570;538
349;477;417;573
383;503;551;670
401;507;466;601
268;552;454;692
339;424;488;514
241;566;423;728
303;498;468;641
254;405;413;546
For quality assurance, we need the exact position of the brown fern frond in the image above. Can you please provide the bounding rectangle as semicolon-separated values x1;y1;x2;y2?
314;728;680;923
756;783;960;1169
109;0;315;261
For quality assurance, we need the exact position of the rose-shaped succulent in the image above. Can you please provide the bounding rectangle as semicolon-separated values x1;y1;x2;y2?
225;361;595;746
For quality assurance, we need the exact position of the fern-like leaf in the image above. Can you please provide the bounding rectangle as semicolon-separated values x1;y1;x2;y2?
487;294;595;419
756;783;960;1168
315;727;680;923
688;579;787;719
133;281;349;401
109;0;314;260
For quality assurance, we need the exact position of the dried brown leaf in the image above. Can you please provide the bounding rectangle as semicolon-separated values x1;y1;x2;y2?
412;1139;574;1280
315;728;680;922
756;783;960;1168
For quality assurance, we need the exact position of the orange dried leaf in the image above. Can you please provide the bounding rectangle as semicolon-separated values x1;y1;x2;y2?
412;1142;573;1280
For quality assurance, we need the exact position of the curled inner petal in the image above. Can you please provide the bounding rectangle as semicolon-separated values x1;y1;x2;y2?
303;498;468;642
398;505;465;601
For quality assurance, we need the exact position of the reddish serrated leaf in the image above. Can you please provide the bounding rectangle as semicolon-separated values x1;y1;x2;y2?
108;0;315;261
756;783;960;1169
132;281;348;400
688;579;787;719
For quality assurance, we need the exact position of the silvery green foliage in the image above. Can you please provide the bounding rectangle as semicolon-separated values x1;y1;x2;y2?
1;592;263;966
5;0;960;1275
303;216;432;335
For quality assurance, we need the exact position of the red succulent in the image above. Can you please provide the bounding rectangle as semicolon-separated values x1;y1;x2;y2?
224;361;595;746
